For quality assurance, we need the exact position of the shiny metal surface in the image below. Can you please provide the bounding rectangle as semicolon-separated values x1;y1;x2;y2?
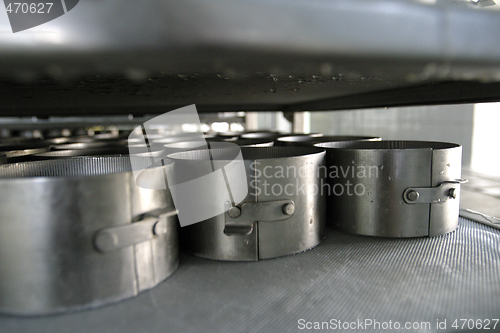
224;138;274;147
0;137;68;147
178;147;326;261
315;140;462;237
67;136;115;143
0;139;59;162
0;157;178;315
276;135;381;146
53;142;124;150
33;147;130;159
216;132;243;139
3;147;50;161
239;132;282;140
40;137;71;145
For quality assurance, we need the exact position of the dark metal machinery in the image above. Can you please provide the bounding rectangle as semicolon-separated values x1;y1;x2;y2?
2;0;500;116
1;0;500;332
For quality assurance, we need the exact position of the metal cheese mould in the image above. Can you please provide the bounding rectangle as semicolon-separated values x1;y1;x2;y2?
171;146;326;261
0;157;178;316
314;141;465;238
276;135;382;147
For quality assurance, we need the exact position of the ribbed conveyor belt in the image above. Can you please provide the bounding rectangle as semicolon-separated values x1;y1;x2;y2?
1;217;499;332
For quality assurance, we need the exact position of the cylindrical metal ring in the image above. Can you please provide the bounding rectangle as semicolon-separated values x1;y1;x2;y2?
173;146;326;261
0;157;178;315
315;140;463;238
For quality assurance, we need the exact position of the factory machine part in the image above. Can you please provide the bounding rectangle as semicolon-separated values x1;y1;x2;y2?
0;157;178;316
315;141;464;238
173;146;326;261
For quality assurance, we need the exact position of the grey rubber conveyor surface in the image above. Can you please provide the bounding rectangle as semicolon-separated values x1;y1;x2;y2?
1;217;499;333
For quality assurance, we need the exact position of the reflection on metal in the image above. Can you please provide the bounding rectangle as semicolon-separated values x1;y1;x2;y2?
240;132;281;140
34;147;130;159
224;138;274;147
0;157;178;315
315;140;463;237
276;135;381;147
53;142;124;150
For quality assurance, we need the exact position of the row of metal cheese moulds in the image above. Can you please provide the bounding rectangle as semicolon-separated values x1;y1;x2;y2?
0;131;463;316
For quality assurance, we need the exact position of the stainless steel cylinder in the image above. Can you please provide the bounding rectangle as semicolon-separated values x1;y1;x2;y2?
173;146;326;261
0;157;178;315
315;140;463;237
276;135;381;146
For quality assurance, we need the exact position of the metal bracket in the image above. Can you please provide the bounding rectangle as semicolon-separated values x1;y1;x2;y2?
94;210;177;253
224;200;295;235
403;179;468;205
